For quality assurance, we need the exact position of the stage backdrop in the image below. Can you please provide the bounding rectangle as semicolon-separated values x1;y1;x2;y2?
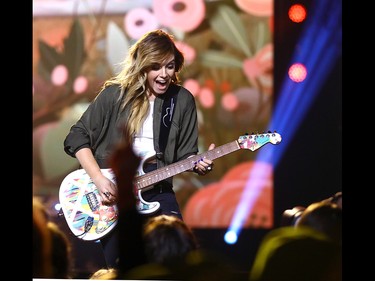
33;0;274;229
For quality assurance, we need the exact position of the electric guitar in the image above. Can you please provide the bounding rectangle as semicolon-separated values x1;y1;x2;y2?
59;132;282;241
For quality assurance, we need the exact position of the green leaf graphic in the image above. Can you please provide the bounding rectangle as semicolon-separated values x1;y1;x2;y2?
210;4;252;57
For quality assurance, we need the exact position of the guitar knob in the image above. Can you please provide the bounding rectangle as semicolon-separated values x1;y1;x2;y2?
57;208;64;217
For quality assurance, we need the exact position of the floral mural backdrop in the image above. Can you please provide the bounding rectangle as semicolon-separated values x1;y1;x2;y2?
33;0;274;228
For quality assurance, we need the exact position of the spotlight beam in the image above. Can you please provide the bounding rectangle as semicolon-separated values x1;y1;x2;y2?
225;0;342;243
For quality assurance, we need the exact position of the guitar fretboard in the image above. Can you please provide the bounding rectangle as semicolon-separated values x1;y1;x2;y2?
134;140;240;190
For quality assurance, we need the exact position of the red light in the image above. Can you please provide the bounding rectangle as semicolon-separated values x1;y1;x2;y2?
288;4;307;23
288;63;307;83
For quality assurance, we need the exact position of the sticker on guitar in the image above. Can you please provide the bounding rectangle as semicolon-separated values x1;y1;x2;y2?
59;132;282;241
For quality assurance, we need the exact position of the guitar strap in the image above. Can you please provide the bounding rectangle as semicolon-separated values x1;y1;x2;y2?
158;86;179;155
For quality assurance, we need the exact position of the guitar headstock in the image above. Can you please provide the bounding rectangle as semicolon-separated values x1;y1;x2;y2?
238;132;282;151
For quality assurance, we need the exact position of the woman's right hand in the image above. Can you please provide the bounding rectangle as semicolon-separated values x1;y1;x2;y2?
75;148;119;205
94;175;118;205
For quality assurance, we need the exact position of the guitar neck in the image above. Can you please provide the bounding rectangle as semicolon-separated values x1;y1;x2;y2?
134;140;240;190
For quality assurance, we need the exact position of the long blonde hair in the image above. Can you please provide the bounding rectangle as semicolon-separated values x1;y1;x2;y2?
102;29;184;142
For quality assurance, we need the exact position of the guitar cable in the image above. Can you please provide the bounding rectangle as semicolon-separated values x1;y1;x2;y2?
77;216;94;238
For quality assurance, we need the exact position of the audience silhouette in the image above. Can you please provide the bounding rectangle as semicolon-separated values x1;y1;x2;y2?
296;200;342;245
249;226;342;281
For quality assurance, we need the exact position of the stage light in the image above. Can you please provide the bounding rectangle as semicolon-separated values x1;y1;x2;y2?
288;63;307;82
288;4;307;23
224;230;237;244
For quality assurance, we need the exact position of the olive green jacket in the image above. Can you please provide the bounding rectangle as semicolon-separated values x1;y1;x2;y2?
64;83;199;187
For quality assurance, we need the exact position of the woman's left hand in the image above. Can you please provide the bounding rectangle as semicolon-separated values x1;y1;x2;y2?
193;143;215;175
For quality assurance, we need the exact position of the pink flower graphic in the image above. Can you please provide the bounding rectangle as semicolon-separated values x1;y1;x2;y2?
235;0;273;17
175;41;196;65
243;43;273;95
152;0;205;32
124;7;159;40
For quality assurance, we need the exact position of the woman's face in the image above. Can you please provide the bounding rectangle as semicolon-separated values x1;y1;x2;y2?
146;54;176;96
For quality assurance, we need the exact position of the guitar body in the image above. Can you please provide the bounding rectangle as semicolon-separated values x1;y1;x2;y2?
59;132;282;241
59;169;119;241
59;167;161;241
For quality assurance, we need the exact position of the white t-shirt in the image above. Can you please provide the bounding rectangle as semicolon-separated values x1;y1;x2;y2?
132;101;156;162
